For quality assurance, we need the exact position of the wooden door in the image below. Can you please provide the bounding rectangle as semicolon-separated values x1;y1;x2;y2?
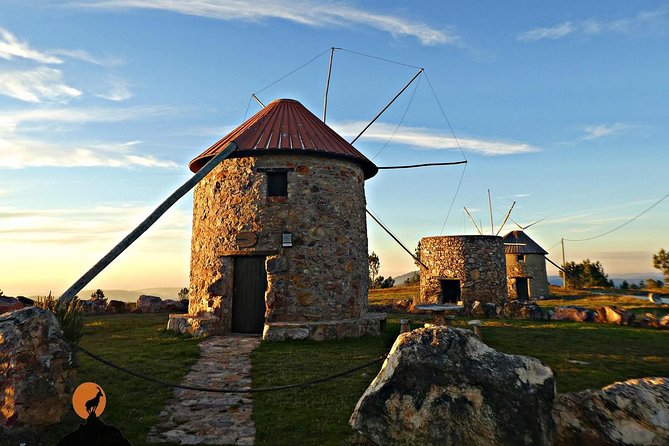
232;256;267;334
516;278;530;301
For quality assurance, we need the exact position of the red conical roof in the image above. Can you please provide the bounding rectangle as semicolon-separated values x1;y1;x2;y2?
189;99;378;178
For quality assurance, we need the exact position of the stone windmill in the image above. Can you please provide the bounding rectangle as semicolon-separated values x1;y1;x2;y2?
169;99;386;340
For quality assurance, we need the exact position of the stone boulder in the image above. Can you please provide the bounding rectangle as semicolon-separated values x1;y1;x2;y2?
498;300;544;320
106;300;127;314
137;295;163;313
553;377;669;446
595;306;635;325
0;296;24;314
161;299;187;313
80;299;106;314
468;300;498;319
0;307;76;438
350;327;556;445
659;315;669;329
552;306;595;322
17;296;35;307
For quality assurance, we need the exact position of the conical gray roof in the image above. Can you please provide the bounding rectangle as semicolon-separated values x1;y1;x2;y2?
503;230;547;255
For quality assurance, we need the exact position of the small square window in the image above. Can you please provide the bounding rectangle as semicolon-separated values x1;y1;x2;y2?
267;171;288;197
516;254;525;263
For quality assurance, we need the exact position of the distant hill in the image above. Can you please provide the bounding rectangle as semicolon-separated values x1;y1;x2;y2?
30;287;184;303
391;270;419;286
549;273;663;287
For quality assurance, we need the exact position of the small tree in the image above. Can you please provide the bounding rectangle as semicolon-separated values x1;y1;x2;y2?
178;287;189;302
653;249;669;283
90;289;105;301
368;252;380;289
620;280;629;290
560;259;612;288
646;278;664;289
404;271;420;286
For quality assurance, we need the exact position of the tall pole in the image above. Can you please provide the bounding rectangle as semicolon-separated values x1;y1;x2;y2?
561;238;567;288
323;47;335;123
59;142;238;306
495;201;516;236
488;189;494;235
464;207;483;235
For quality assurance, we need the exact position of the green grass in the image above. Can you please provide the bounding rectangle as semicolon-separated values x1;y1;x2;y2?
368;285;418;304
51;314;200;446
43;310;669;446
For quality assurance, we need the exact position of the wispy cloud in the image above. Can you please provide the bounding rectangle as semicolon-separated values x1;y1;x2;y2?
0;105;174;133
94;77;133;101
50;48;124;66
582;123;631;140
0;67;81;103
0;138;178;169
0;27;63;63
74;0;458;46
0;204;189;245
517;22;575;42
0;27;122;66
517;5;669;41
331;121;538;156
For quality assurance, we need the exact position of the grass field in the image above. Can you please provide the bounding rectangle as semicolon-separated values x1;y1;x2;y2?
47;306;669;446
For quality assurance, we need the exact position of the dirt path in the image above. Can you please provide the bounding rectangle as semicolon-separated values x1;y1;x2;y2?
147;335;261;445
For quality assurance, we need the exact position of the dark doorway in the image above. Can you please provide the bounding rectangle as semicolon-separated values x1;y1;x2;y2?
440;279;460;304
515;278;530;301
232;256;267;334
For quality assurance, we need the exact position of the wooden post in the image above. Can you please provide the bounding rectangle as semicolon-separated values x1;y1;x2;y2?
323;47;335;123
561;238;567;288
488;189;494;235
58;142;238;306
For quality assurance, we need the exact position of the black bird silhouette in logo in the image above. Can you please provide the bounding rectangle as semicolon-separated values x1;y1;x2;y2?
84;386;104;416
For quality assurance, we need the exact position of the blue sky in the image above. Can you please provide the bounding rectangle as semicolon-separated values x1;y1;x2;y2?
1;1;668;295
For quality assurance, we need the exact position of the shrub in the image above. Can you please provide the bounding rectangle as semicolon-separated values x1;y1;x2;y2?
36;293;84;343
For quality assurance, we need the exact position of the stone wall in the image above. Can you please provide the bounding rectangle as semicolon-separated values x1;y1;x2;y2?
187;152;372;338
506;254;550;299
0;307;76;439
419;235;507;306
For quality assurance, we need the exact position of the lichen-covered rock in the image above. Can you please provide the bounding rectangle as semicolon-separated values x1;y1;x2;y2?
0;296;24;314
0;307;76;435
137;295;163;313
552;306;595;322
350;327;556;446
553;377;669;446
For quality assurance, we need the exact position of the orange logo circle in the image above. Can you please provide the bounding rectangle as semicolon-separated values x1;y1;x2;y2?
72;382;106;419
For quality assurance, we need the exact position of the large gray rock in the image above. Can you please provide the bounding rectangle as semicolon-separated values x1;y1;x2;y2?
137;294;163;313
554;377;669;446
106;299;127;313
0;307;76;436
350;327;556;445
